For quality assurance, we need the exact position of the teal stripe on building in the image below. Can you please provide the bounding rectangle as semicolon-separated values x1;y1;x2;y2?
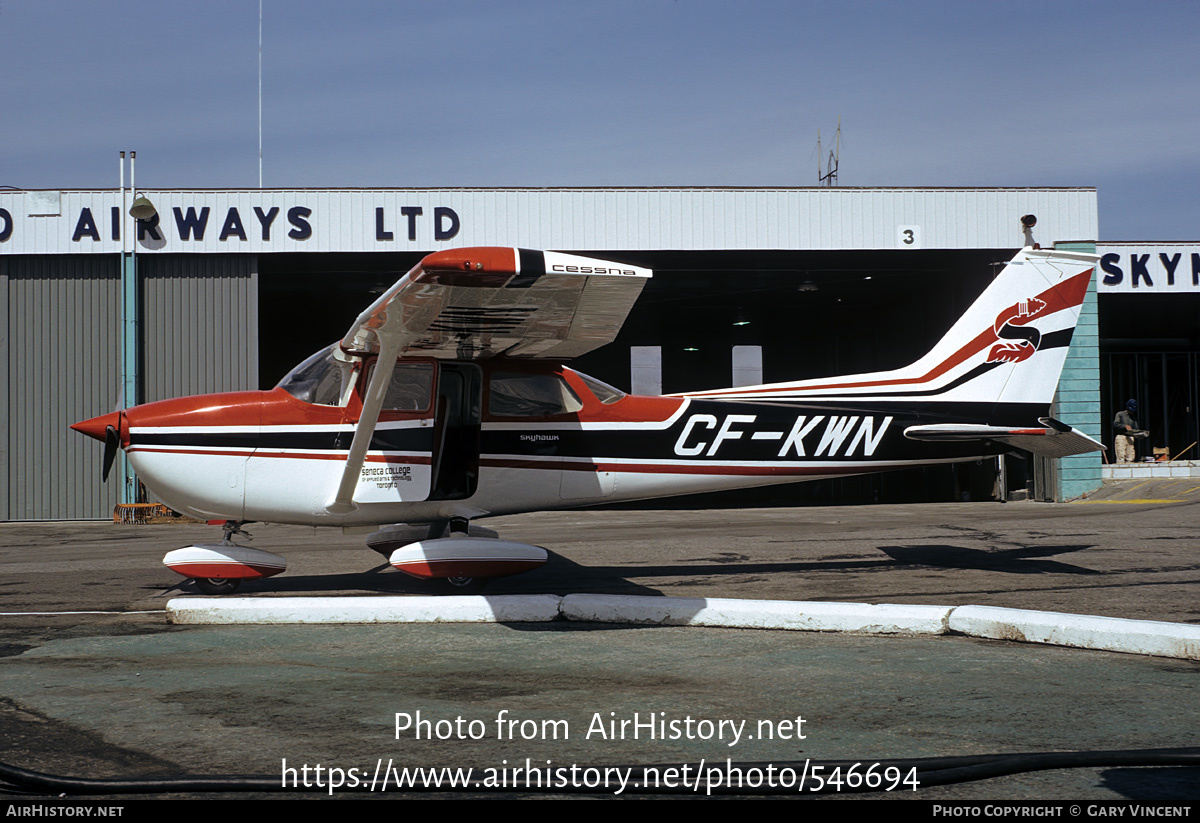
1054;241;1101;501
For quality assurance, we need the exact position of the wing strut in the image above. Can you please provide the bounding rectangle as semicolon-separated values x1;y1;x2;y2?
325;334;403;515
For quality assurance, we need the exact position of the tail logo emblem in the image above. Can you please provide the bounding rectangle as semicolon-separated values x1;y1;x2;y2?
986;297;1048;363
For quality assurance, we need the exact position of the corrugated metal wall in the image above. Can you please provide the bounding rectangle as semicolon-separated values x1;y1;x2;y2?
3;256;121;520
141;255;257;403
1;254;258;520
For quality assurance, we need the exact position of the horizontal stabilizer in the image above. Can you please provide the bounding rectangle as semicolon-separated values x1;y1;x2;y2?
904;417;1104;458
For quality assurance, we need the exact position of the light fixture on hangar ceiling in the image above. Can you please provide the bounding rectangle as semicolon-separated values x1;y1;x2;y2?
732;311;750;327
129;195;157;221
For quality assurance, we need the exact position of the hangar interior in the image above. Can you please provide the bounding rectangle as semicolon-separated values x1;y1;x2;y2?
260;249;1003;389
1099;293;1200;461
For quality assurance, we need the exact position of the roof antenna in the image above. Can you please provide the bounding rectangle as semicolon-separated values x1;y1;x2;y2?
258;0;264;188
817;117;840;187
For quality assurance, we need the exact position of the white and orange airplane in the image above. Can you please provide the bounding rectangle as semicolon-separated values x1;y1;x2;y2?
72;246;1102;594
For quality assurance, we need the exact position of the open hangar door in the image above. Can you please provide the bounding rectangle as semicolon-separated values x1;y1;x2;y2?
257;248;1024;506
1100;291;1200;462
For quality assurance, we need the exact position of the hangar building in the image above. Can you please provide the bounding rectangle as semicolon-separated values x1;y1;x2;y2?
0;186;1104;520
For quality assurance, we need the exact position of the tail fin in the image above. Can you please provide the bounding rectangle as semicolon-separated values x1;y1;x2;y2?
687;247;1097;411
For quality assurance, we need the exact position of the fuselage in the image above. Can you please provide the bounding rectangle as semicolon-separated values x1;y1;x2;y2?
77;357;1003;527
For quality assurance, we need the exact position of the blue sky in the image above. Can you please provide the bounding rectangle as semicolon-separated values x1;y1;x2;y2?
2;0;1197;239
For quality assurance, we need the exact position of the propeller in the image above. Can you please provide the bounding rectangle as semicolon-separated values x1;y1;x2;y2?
69;411;124;482
102;425;120;482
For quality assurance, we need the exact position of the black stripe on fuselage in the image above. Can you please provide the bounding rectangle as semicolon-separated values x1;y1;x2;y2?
479;399;1043;464
131;428;434;452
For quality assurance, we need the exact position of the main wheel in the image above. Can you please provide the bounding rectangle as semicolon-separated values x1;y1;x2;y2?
434;576;488;595
194;577;242;595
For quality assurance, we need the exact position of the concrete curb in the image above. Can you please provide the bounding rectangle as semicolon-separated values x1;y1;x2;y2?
164;594;1200;660
560;594;952;635
948;604;1200;661
166;594;563;624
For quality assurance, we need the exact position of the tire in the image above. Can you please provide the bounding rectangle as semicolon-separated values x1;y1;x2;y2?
194;577;242;595
433;576;487;595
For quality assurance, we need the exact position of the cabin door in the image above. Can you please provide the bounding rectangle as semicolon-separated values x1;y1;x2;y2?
427;362;483;501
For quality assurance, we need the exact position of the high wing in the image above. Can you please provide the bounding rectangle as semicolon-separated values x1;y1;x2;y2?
340;247;652;361
328;247;651;514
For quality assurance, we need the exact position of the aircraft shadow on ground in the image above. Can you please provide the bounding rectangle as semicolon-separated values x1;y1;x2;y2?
156;541;1101;603
877;543;1100;575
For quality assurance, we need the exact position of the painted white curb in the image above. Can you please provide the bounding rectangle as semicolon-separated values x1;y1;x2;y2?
949;605;1200;660
166;594;563;625
163;594;1200;660
561;594;952;635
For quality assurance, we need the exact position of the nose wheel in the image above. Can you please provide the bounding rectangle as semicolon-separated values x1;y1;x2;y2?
164;525;284;596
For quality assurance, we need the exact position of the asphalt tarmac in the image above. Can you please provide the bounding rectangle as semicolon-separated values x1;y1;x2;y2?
1;480;1198;801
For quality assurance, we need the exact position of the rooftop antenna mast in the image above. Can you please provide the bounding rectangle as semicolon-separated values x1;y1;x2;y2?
817;117;840;187
258;0;263;188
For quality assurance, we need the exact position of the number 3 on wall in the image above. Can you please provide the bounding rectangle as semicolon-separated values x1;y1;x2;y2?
897;226;921;248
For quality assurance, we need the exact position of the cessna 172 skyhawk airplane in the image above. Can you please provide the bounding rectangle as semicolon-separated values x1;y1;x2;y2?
72;246;1102;594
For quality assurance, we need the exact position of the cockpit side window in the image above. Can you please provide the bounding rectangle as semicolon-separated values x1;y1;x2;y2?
489;372;583;417
277;343;350;406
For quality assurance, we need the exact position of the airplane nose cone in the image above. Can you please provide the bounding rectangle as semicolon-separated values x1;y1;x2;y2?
71;411;123;443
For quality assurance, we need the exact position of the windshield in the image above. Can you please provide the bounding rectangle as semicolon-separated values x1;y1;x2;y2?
574;371;626;404
277;343;350;406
